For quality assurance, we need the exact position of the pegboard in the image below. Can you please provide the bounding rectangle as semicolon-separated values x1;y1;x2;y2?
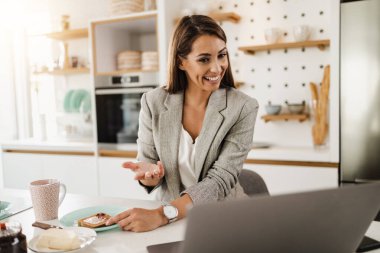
217;0;331;148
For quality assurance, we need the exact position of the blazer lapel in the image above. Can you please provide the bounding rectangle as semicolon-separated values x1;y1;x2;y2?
159;91;183;199
194;88;227;180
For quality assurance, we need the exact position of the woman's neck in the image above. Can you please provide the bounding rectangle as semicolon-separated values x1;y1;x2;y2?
184;86;212;109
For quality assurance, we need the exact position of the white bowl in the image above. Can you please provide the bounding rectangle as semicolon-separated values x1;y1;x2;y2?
265;105;282;115
287;103;305;114
293;25;310;42
264;28;281;44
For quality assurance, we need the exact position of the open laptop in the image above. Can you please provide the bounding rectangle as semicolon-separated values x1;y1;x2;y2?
147;183;380;253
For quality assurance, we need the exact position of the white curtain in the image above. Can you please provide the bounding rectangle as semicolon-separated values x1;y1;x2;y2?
0;29;18;141
0;28;32;141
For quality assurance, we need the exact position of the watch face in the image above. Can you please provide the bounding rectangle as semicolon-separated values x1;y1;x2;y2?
164;205;178;219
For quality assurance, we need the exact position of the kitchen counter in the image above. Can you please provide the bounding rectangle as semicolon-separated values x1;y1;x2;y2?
0;139;96;155
1;140;337;166
98;143;337;166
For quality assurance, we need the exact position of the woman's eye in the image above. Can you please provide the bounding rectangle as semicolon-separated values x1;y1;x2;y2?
218;53;227;59
198;58;210;63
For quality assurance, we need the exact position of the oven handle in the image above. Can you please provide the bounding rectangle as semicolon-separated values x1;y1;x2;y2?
95;87;153;95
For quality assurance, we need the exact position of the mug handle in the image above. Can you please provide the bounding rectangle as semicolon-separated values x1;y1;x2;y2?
58;183;67;206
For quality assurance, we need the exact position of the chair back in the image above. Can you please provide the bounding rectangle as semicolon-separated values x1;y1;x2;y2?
238;169;269;196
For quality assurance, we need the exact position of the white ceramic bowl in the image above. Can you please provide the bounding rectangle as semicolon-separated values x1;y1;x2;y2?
293;25;310;42
265;105;282;115
264;28;281;44
287;103;305;114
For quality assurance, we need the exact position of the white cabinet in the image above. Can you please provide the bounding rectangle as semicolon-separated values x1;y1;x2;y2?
244;163;339;195
98;157;154;200
42;155;97;196
2;153;44;189
2;152;97;195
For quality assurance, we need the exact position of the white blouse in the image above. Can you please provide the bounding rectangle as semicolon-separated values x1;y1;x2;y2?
178;126;198;189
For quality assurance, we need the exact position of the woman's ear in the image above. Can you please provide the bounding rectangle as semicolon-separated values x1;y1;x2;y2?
178;57;186;71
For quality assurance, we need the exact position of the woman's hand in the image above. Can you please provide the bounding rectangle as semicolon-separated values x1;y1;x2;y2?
106;207;167;232
122;161;165;187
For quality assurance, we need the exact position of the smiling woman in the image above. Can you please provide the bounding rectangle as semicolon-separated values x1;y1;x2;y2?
106;15;260;233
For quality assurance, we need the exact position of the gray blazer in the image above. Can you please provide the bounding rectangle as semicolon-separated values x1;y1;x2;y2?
137;86;259;205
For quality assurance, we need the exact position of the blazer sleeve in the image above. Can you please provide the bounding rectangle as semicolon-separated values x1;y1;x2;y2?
182;98;259;205
136;93;161;193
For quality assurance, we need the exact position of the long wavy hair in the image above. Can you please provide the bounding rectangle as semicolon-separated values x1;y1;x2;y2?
165;15;235;94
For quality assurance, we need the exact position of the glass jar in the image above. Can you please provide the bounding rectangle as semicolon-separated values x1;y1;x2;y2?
0;222;27;253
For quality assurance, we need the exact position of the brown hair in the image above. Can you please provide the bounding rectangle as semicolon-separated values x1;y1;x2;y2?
165;15;235;94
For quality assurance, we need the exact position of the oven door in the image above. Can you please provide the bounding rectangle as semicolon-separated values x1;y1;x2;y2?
95;87;153;143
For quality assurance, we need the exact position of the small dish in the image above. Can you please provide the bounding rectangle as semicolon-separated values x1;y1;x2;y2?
265;105;282;115
28;227;96;253
287;103;305;114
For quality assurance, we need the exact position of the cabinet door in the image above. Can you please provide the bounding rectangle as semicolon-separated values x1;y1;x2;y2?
2;152;44;189
98;157;153;200
243;164;339;195
43;155;97;196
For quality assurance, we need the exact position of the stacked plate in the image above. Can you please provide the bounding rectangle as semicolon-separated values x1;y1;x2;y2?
63;89;91;113
142;51;158;70
110;0;144;16
117;50;142;70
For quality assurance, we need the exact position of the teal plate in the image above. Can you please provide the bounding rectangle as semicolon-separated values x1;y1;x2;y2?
63;90;75;113
70;89;87;113
0;201;11;220
60;206;127;232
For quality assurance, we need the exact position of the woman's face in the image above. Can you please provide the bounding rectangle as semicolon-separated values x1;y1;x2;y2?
179;35;228;93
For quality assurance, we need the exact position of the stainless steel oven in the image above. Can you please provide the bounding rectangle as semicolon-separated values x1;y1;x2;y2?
95;73;157;143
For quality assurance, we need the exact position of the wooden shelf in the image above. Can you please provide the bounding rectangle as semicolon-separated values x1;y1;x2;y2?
43;28;88;41
175;11;241;24
92;10;157;25
261;114;309;123
33;67;90;75
238;40;330;55
209;12;241;23
95;68;159;76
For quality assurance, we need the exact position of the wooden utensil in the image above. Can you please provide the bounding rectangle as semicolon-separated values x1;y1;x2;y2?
311;65;330;146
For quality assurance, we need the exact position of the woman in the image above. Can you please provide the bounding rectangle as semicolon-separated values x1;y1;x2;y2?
106;15;259;232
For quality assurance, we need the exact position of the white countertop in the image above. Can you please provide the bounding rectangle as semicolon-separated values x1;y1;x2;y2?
0;139;96;152
246;145;332;162
1;140;335;163
98;143;334;163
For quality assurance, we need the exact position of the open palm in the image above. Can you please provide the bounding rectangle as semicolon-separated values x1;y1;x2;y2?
122;161;165;181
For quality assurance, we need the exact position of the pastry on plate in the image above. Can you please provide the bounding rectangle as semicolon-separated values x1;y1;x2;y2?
78;213;111;228
36;228;80;250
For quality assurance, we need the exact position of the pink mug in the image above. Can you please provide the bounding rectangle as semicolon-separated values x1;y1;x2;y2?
29;179;66;221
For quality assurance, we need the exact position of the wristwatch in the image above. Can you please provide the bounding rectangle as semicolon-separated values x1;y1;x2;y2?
162;203;178;223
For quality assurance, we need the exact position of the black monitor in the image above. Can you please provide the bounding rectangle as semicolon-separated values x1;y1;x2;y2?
340;0;380;251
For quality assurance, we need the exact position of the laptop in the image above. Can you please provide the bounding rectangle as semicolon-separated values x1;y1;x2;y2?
147;183;380;253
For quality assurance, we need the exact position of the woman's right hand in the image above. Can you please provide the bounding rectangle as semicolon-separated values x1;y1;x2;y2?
122;161;165;187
